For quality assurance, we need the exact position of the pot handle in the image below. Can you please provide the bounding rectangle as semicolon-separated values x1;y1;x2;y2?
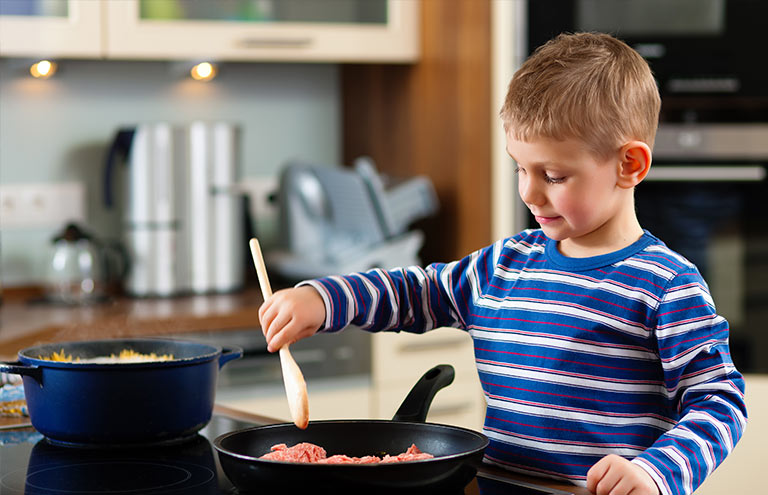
392;364;455;423
218;346;243;369
0;361;42;384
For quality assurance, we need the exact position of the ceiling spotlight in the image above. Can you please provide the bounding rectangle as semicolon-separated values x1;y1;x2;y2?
30;60;57;79
190;62;217;82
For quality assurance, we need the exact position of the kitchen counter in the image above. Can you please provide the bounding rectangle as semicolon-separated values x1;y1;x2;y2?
0;403;590;495
0;284;589;495
0;287;591;494
0;288;264;361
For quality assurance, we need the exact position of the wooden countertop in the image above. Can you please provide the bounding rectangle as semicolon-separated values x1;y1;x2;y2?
0;288;264;361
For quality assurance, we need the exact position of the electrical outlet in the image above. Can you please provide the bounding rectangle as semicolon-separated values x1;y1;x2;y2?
0;182;86;228
240;176;279;223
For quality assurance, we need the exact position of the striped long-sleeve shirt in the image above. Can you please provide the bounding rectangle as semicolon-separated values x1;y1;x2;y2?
303;229;746;495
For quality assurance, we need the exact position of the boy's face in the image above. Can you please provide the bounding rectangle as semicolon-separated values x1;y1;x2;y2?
506;132;632;256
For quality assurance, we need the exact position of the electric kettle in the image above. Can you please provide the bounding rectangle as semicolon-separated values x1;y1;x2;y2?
103;122;244;297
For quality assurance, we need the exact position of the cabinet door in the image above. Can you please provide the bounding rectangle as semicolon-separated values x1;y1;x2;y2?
0;0;102;57
371;329;486;430
105;0;419;62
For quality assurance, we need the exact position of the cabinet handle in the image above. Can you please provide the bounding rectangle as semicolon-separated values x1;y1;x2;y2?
399;339;469;353
236;37;313;48
645;165;766;182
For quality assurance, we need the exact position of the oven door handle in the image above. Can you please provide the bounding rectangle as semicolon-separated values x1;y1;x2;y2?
645;165;766;182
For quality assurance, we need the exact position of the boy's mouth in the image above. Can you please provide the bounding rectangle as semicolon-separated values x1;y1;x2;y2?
534;215;561;225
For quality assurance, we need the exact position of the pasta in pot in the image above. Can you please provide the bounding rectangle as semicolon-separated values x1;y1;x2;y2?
40;348;174;363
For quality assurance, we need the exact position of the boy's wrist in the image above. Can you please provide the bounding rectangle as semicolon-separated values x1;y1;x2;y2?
296;280;331;331
631;457;665;495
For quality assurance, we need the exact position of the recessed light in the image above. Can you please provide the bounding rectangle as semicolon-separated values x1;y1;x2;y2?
30;60;57;79
190;62;217;82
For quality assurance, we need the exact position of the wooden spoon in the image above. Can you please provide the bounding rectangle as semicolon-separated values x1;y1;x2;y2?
249;238;309;430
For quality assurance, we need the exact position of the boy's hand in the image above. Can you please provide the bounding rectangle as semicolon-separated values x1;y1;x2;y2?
586;454;659;495
259;286;326;353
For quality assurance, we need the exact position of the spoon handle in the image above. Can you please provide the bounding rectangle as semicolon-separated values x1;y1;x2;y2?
249;238;309;429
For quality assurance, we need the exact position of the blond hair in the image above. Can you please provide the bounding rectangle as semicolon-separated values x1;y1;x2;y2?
500;32;661;159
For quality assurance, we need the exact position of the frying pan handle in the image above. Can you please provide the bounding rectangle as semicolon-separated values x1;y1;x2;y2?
218;346;244;369
0;361;43;384
392;364;455;423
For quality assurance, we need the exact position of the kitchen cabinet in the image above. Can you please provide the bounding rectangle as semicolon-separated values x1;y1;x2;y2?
372;328;486;431
0;0;102;58
0;0;419;62
106;0;419;62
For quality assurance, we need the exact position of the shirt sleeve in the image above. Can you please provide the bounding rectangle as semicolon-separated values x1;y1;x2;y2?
631;271;748;495
298;240;503;334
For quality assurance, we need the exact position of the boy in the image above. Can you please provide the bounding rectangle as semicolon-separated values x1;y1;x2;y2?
258;33;746;495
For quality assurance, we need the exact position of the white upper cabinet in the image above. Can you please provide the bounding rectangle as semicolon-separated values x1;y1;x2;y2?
0;0;102;58
0;0;420;63
106;0;419;62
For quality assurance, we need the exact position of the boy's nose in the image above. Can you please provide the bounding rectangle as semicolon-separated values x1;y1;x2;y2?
519;176;545;207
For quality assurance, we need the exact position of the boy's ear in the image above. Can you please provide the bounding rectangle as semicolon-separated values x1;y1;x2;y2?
617;141;652;188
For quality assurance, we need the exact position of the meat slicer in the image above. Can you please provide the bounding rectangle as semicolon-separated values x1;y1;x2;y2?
267;157;439;280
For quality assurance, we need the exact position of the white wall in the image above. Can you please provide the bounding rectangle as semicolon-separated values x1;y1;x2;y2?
0;59;340;285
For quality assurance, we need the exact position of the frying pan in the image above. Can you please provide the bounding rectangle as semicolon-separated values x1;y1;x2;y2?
213;364;489;494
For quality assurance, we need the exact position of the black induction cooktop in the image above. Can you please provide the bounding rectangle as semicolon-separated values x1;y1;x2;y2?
0;414;251;495
0;414;571;495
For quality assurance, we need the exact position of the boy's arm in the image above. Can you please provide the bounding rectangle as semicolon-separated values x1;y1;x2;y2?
300;240;503;334
630;273;747;495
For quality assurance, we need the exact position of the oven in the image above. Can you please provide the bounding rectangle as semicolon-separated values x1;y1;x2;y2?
522;0;768;374
520;124;768;373
518;124;768;373
635;124;768;373
526;0;768;111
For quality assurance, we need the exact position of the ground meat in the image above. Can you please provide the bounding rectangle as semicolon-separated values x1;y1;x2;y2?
380;444;434;463
260;442;433;464
318;455;382;464
260;442;327;462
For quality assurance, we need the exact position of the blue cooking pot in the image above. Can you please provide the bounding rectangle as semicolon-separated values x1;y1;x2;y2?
0;338;242;447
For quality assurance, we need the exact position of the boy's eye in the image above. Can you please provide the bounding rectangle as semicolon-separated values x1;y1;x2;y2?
544;174;565;184
514;165;564;183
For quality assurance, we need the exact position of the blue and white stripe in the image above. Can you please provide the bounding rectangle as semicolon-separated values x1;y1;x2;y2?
306;229;746;495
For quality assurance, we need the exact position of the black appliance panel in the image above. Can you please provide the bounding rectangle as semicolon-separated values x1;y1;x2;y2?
526;0;768;121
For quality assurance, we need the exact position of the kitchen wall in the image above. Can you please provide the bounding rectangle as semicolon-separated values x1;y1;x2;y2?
0;59;340;285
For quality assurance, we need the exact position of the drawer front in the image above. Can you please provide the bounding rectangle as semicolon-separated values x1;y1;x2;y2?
372;328;477;387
